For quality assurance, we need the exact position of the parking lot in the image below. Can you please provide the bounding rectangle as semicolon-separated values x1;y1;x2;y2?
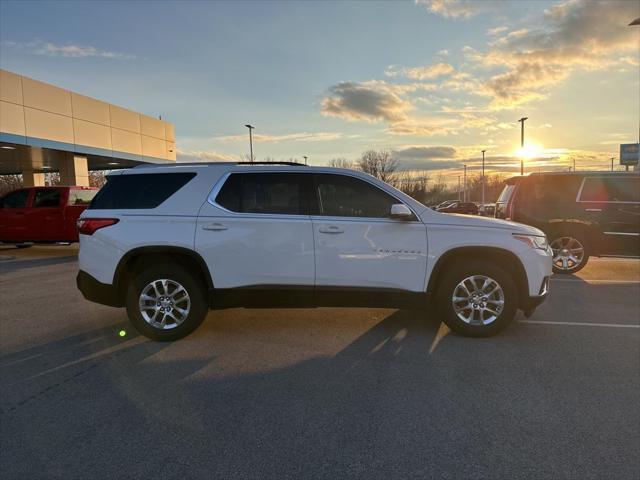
1;245;638;479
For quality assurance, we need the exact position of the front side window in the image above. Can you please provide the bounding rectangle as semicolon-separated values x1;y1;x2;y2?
580;177;640;203
215;173;308;215
33;189;61;207
1;189;29;208
314;174;399;218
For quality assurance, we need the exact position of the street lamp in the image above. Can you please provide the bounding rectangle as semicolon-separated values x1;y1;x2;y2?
517;117;528;175
611;157;614;171
244;124;255;163
481;149;486;205
303;155;308;165
458;175;461;201
463;164;467;202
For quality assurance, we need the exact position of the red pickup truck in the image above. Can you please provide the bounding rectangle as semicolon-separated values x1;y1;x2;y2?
0;186;98;245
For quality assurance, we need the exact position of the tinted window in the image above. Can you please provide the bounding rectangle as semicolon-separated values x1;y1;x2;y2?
315;174;397;218
497;185;515;203
33;189;61;207
1;190;29;208
524;176;582;203
68;189;97;206
215;173;308;215
580;177;640;203
90;173;196;209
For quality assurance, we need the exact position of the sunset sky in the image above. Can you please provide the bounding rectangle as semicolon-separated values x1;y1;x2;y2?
1;0;638;181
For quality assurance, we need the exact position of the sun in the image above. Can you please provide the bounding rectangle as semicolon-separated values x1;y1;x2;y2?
516;143;544;160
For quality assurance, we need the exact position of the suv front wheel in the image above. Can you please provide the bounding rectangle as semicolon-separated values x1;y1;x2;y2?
126;264;208;341
435;261;518;337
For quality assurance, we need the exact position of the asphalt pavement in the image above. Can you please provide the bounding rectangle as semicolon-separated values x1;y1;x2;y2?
1;245;638;479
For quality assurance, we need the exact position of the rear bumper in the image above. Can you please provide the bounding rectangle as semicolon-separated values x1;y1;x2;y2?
76;270;123;307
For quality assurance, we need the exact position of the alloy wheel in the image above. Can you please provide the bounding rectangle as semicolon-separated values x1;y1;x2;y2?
550;236;584;272
138;279;191;330
451;275;505;325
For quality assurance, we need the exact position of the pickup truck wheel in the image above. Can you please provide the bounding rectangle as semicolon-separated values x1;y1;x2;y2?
549;234;589;274
126;264;208;341
436;261;518;337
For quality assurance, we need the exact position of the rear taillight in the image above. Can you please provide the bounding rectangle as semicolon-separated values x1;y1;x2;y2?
77;218;119;235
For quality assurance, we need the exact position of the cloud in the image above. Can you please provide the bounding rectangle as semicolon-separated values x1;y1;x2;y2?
476;0;639;109
394;145;457;160
386;62;455;80
3;40;135;60
176;149;237;162
213;132;348;143
416;0;501;19
321;81;412;122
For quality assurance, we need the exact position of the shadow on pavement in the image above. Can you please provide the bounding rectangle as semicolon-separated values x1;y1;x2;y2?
0;308;637;479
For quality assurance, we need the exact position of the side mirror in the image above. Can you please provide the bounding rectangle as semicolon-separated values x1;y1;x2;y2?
390;203;413;220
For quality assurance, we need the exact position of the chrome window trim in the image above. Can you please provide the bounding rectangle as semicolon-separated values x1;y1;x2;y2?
575;176;640;204
205;170;421;221
603;231;640;236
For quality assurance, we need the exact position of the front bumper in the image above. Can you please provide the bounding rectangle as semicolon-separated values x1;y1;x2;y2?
76;270;123;307
521;276;549;313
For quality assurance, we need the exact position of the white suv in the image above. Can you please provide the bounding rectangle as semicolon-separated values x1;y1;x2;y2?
77;162;552;341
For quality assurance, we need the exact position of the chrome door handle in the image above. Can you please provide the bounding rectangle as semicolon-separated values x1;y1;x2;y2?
319;225;344;234
202;223;228;231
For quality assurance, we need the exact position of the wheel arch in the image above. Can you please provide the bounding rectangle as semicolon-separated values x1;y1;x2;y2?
426;246;529;309
113;246;214;303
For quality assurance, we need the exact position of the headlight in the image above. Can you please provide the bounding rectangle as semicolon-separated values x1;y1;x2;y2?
513;234;548;250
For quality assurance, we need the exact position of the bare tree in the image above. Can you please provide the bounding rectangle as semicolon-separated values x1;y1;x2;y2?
0;174;22;196
358;150;398;183
328;157;356;170
89;170;108;188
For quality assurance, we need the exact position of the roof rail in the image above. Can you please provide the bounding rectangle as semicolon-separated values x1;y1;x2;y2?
236;161;307;166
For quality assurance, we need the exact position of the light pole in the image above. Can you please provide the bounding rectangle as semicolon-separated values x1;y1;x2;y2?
481;149;486;205
573;157;576;172
463;164;467;202
611;157;614;171
303;155;308;165
518;117;528;175
244;124;255;163
458;175;461;200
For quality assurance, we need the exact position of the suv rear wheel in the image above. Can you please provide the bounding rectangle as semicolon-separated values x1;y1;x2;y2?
125;264;208;341
549;233;589;274
435;261;518;337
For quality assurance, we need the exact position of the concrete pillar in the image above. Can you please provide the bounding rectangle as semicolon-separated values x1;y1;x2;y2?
23;146;45;186
22;170;45;187
59;154;89;186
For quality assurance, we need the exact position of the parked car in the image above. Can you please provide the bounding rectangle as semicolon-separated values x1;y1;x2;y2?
431;199;457;209
495;172;640;274
479;203;496;217
437;201;479;215
77;162;551;341
0;186;98;245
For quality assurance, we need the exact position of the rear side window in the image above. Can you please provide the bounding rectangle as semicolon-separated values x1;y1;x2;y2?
215;173;308;215
33;189;61;207
580;177;640;203
68;189;97;206
1;190;29;208
90;173;196;209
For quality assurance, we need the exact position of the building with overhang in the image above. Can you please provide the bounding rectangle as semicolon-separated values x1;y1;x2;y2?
0;69;175;187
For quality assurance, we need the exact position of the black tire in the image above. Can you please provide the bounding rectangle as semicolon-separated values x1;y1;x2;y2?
125;263;208;341
435;260;518;337
549;232;590;275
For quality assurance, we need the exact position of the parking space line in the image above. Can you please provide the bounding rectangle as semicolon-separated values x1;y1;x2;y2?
551;278;640;284
519;320;639;328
